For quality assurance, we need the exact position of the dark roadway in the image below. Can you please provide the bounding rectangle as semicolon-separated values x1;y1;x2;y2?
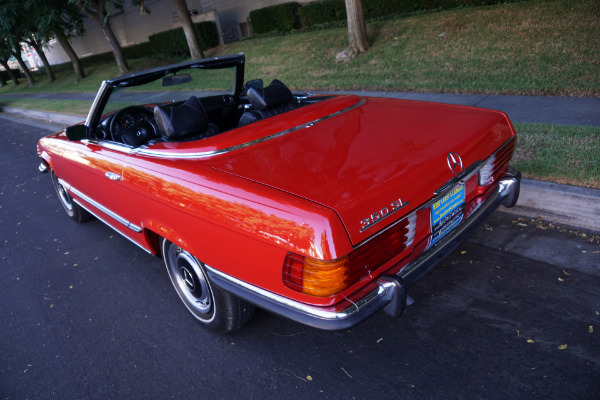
1;115;599;400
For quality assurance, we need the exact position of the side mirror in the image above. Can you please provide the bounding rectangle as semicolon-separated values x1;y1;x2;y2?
65;125;87;141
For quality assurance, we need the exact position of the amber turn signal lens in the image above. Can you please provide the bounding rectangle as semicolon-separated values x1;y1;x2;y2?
283;253;349;297
283;212;416;297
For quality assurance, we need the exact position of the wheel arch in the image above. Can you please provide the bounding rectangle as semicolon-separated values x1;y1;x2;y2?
142;228;163;257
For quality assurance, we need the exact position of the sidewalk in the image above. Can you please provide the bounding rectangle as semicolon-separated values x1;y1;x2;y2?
1;91;599;232
323;91;600;127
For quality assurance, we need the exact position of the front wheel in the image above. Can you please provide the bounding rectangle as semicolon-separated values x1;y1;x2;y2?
51;170;92;223
162;239;255;333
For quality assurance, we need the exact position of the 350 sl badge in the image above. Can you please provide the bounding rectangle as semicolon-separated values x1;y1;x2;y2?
360;198;409;232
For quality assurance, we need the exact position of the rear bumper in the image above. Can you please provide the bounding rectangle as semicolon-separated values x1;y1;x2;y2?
206;173;521;331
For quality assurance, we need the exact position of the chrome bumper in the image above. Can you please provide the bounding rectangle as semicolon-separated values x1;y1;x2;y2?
206;174;521;331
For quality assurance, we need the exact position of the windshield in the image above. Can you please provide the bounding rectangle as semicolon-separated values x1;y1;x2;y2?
103;66;236;114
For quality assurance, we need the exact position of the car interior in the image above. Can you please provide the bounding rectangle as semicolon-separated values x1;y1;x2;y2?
94;79;333;148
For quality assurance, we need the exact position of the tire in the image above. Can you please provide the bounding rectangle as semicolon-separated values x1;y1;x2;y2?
51;170;92;223
161;239;255;333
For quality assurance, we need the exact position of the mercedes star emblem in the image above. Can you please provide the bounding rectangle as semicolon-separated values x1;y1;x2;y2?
447;152;464;175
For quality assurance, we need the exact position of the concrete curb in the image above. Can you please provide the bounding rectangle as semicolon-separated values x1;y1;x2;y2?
502;179;600;233
1;106;599;233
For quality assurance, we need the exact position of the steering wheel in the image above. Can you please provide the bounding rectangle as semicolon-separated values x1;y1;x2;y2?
109;106;159;146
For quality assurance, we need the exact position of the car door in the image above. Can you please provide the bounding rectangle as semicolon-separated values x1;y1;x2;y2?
53;138;145;242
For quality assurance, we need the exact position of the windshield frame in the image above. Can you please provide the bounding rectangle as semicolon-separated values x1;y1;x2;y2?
84;53;245;135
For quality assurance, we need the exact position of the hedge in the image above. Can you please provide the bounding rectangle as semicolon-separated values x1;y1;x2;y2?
298;0;523;28
298;0;345;27
0;68;22;84
249;2;300;34
195;21;219;49
148;21;219;57
54;42;155;71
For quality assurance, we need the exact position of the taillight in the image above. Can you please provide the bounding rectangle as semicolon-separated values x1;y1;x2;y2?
405;212;417;248
282;254;350;297
478;138;516;186
478;154;496;186
283;212;417;297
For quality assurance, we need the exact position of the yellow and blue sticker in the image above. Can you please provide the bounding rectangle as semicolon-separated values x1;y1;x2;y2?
430;184;465;246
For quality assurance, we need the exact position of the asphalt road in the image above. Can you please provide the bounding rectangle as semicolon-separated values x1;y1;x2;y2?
1;115;599;400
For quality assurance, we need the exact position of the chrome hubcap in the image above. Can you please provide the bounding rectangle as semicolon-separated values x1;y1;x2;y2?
180;266;195;291
57;184;73;211
53;174;74;215
167;245;212;315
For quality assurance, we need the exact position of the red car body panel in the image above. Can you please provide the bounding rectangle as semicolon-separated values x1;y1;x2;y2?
38;95;516;305
211;95;515;245
36;55;521;329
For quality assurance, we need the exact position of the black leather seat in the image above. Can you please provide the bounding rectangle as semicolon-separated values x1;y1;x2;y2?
238;80;297;127
153;96;219;142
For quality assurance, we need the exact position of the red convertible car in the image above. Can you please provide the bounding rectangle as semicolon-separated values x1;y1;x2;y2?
37;54;520;332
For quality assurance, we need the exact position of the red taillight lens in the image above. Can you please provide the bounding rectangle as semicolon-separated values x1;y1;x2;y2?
283;212;417;297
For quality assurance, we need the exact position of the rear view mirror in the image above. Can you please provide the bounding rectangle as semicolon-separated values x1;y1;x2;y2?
162;74;192;86
65;125;87;141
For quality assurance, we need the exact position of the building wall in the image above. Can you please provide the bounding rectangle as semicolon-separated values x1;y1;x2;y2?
216;0;312;41
44;0;312;65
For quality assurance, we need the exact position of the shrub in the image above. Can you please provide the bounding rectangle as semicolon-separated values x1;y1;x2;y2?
77;43;154;69
0;68;22;83
149;27;190;57
80;52;118;67
298;0;522;28
298;0;345;27
148;21;219;57
195;21;219;49
124;42;154;59
250;2;300;34
48;22;218;72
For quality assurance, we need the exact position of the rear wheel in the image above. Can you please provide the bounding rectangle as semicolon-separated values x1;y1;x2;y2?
51;170;92;223
161;239;255;333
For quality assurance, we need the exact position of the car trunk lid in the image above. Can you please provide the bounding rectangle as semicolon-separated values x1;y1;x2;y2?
211;96;515;246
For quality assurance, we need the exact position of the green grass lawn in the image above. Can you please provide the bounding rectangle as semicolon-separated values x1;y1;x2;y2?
512;123;600;189
0;0;598;96
221;0;599;96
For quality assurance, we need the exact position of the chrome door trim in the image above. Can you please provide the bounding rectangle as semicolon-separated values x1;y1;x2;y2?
58;179;142;233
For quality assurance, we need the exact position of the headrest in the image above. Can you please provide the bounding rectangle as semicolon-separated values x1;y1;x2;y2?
154;96;209;140
248;79;294;111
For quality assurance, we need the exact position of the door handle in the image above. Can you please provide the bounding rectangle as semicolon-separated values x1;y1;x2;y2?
105;172;122;181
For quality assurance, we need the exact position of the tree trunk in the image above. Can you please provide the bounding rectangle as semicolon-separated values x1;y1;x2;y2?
0;58;19;86
172;0;204;59
0;71;6;87
336;0;369;62
54;30;86;82
77;2;130;75
346;0;368;53
10;50;36;86
26;38;55;83
98;18;130;75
